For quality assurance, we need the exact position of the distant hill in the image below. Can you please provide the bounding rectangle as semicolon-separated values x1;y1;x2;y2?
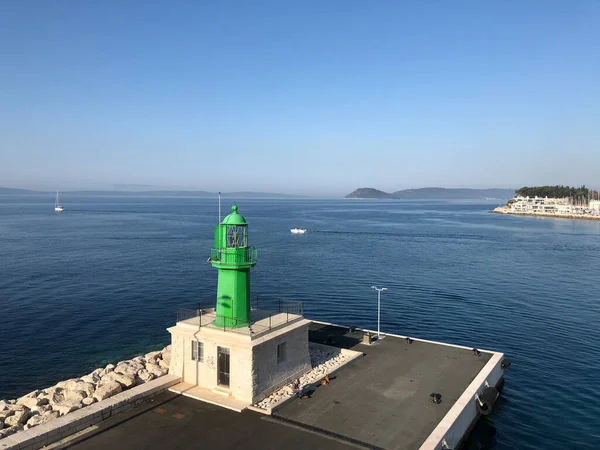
222;191;305;199
345;188;394;199
346;187;515;200
0;187;40;195
68;190;215;197
0;187;304;198
392;187;516;199
68;190;304;198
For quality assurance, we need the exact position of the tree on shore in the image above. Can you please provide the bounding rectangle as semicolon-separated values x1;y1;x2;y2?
515;185;590;199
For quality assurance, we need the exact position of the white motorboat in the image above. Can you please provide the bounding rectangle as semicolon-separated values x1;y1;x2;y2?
290;228;306;234
54;191;64;212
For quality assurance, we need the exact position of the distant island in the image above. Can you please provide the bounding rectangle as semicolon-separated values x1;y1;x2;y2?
345;187;515;200
0;187;304;199
0;187;39;195
492;185;600;220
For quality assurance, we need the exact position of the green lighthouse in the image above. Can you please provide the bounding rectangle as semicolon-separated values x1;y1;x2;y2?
210;203;257;328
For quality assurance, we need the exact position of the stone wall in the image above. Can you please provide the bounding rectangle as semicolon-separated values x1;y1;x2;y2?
251;323;311;403
252;343;363;413
0;345;171;441
167;319;312;404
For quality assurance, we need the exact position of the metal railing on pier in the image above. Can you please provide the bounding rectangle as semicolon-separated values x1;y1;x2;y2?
250;296;304;316
176;297;304;337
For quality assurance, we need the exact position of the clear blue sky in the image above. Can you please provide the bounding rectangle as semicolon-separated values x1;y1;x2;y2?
1;0;599;195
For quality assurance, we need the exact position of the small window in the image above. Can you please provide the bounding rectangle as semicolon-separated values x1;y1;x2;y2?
277;342;287;364
192;341;204;362
226;225;247;248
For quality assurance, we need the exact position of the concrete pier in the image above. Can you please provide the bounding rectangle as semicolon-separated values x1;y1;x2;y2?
276;322;504;450
46;322;505;450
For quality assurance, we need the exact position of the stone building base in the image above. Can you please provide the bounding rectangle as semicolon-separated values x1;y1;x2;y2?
167;317;311;405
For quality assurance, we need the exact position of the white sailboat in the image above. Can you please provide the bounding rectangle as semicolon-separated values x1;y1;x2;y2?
54;191;64;212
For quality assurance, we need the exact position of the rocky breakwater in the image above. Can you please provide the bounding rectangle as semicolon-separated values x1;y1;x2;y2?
253;346;353;411
0;345;171;440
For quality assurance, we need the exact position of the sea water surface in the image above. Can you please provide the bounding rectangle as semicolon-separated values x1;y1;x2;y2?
1;195;599;449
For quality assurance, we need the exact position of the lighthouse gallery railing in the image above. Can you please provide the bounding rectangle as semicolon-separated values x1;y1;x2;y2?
176;298;304;336
209;247;257;265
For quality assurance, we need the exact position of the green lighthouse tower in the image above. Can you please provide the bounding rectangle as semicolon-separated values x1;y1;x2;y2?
168;200;311;403
210;203;257;328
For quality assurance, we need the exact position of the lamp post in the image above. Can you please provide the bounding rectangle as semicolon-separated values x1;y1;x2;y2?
218;192;222;222
371;286;387;339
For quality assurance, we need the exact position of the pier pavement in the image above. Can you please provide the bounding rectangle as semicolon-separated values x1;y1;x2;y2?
56;323;495;450
274;323;492;449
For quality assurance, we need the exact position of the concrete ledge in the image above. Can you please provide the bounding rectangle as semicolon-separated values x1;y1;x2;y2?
418;352;504;450
1;375;181;450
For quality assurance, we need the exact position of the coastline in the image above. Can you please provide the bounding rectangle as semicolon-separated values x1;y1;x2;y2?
491;206;600;221
0;345;171;441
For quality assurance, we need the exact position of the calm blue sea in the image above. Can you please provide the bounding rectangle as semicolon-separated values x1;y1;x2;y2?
1;195;599;449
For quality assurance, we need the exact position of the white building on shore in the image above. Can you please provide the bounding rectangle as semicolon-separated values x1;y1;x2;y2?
508;196;600;216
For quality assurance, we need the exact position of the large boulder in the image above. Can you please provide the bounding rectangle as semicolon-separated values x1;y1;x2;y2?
158;359;170;370
131;356;146;365
16;390;40;406
135;369;155;385
24;411;59;429
102;371;135;389
16;390;48;409
31;404;53;415
17;396;43;409
55;379;78;388
93;381;122;402
4;409;31;427
82;397;96;406
0;400;8;411
81;369;103;385
39;386;56;397
144;351;161;365
64;389;86;402
81;374;98;385
6;404;26;412
0;409;14;420
100;364;116;377
56;380;95;398
114;360;144;378
47;387;86;406
145;363;167;378
52;400;82;416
